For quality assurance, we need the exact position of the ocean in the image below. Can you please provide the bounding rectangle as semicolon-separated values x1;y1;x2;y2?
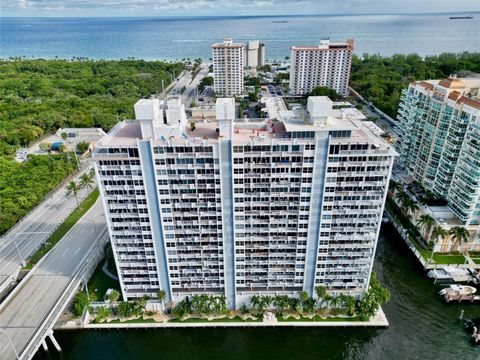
1;14;480;60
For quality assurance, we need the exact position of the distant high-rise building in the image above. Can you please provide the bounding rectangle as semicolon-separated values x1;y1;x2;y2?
396;77;480;225
93;95;395;307
246;41;265;68
212;38;245;96
289;39;354;97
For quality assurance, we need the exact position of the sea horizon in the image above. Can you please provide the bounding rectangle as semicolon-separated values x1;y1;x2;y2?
1;13;479;60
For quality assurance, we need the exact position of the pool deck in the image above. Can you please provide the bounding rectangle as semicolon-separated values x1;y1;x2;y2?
57;308;388;330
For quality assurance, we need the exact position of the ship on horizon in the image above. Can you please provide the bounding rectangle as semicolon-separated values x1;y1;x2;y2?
449;15;474;19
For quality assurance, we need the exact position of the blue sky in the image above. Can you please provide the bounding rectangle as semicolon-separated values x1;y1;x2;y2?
2;0;479;17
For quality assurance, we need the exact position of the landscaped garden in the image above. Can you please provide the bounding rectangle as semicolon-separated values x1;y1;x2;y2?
71;272;390;325
386;181;469;265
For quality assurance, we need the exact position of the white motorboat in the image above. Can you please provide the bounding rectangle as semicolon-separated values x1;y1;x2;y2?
428;267;470;281
439;284;477;296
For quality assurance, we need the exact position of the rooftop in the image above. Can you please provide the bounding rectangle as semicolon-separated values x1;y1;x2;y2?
97;96;394;152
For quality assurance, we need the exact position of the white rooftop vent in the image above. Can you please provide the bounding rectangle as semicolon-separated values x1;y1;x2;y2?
307;96;333;125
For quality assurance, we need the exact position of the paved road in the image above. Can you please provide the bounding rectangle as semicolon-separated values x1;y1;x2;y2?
0;162;94;296
169;63;210;106
0;200;106;360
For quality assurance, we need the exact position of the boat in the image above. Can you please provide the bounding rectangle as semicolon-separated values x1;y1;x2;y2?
427;266;470;282
439;284;477;296
449;16;473;19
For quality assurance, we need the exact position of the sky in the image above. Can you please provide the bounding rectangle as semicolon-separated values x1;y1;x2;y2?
2;0;480;17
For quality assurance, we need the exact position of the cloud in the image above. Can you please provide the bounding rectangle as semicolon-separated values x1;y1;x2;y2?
2;0;479;16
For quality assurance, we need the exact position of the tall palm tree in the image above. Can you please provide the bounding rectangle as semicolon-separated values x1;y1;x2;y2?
330;296;342;309
79;172;95;190
395;190;410;207
449;226;470;251
157;289;166;310
416;214;436;242
429;226;448;263
66;181;81;205
402;198;419;218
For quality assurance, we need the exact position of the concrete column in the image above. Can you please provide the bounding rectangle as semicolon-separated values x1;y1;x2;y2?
42;339;48;351
48;330;62;352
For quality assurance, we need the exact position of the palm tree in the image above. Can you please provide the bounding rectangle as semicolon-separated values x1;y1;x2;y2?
330;296;342;310
339;294;356;316
429;226;448;263
449;226;470;251
157;289;166;310
66;181;81;205
402;198;419;218
79;172;95;190
388;180;402;196
416;214;436;242
395;190;410;208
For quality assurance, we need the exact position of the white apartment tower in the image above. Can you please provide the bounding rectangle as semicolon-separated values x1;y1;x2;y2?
289;39;354;97
246;41;265;69
396;77;480;225
93;96;396;309
212;38;245;96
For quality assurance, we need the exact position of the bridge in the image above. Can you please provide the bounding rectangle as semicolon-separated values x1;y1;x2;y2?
0;200;107;360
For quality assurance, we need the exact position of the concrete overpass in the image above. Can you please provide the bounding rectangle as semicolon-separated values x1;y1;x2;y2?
0;200;107;360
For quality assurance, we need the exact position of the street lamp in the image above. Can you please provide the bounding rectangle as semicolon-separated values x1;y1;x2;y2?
0;328;19;359
11;234;26;267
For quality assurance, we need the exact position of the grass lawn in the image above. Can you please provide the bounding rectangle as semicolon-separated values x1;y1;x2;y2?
88;252;122;301
431;254;466;264
169;316;262;323
278;315;360;322
471;257;480;264
106;317;158;324
24;188;99;269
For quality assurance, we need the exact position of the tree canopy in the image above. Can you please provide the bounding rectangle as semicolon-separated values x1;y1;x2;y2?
350;52;480;117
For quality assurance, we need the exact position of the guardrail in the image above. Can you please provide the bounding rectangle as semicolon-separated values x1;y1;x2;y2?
21;229;108;360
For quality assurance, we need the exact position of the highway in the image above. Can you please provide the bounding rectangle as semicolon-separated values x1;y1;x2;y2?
0;199;107;360
169;63;210;106
0;164;94;297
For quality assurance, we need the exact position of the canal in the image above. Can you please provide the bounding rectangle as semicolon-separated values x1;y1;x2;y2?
35;224;480;360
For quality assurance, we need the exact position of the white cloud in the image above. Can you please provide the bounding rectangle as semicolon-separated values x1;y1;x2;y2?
2;0;479;16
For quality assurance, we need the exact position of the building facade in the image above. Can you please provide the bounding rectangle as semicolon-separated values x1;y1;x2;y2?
93;96;396;308
246;41;265;69
289;39;354;97
212;38;245;96
396;77;480;225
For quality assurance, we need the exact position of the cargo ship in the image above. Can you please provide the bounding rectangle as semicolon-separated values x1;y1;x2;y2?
449;15;474;19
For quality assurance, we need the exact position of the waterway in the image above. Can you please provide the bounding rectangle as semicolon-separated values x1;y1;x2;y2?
35;224;480;360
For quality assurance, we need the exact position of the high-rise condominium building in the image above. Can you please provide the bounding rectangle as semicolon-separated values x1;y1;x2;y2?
246;41;265;69
396;77;480;225
289;39;354;97
93;95;395;308
212;38;245;96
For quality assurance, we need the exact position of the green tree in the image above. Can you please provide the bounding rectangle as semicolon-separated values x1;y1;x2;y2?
157;289;167;309
96;306;112;322
449;226;470;251
79;172;95;190
108;289;120;304
307;86;343;101
66;180;81;205
39;142;51;152
76;141;90;153
416;214;436;242
429;226;448;262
